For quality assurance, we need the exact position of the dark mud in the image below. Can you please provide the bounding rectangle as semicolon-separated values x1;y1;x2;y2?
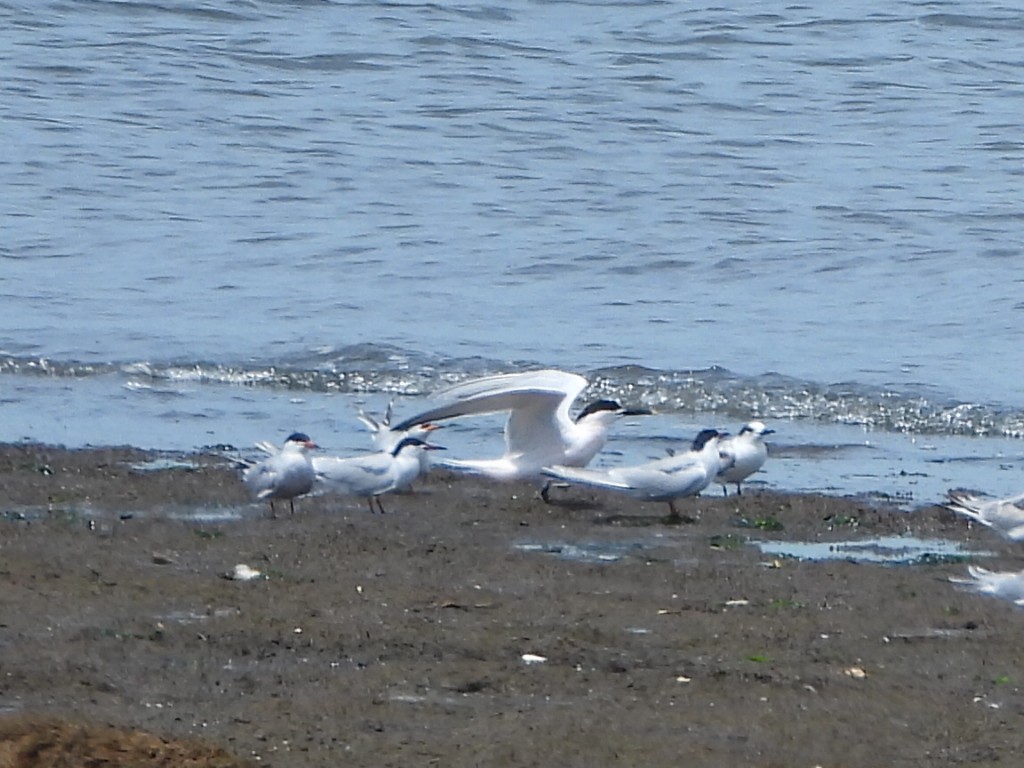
2;442;1023;767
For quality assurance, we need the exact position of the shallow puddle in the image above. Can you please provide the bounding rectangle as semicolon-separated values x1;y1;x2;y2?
513;541;646;564
167;507;246;523
128;457;200;472
752;535;988;565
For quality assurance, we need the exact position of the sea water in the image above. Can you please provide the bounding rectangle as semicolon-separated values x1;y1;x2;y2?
2;2;1023;507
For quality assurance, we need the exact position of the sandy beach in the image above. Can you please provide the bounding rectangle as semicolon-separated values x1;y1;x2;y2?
2;441;1023;767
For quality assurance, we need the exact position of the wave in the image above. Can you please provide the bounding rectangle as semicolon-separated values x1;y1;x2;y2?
2;347;1022;439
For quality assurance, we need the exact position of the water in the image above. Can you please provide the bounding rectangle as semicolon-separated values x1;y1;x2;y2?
514;534;987;566
2;2;1023;508
752;535;987;565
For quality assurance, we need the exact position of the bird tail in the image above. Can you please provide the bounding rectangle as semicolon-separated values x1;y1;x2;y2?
540;465;632;491
355;409;379;433
944;490;986;523
254;440;279;456
433;457;521;480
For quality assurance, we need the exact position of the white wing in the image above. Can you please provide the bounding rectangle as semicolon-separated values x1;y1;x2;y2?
613;452;714;499
541;464;634;492
313;453;395;497
544;449;713;501
391;369;588;465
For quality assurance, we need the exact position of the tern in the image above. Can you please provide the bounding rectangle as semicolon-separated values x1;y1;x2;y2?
239;432;317;516
715;421;774;496
312;437;445;514
356;400;441;474
949;565;1024;606
389;369;651;500
944;489;1024;541
541;428;724;520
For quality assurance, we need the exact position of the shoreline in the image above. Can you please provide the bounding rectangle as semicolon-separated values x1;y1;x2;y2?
3;441;1024;766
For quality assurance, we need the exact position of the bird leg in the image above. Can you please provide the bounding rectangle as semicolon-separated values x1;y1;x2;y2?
667;500;679;522
540;481;551;503
665;500;696;525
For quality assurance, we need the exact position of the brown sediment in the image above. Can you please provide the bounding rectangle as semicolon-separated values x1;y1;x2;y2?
1;442;1023;767
0;715;254;768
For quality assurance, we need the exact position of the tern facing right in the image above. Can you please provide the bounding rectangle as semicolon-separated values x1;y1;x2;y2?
389;369;651;500
241;432;317;516
312;437;445;514
542;428;724;521
356;400;441;475
944;489;1024;541
949;565;1024;606
715;421;774;496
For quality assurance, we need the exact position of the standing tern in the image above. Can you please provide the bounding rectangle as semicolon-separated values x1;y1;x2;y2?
312;437;445;514
356;400;441;474
541;428;725;520
389;369;651;500
239;432;317;516
715;421;774;496
944;489;1024;541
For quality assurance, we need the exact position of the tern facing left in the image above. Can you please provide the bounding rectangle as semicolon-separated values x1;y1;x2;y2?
715;421;774;496
542;428;724;520
313;437;445;514
389;369;651;500
241;432;317;516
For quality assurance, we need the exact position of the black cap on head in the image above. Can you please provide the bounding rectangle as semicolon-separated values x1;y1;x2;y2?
575;399;624;423
691;429;721;451
391;437;446;456
286;432;312;444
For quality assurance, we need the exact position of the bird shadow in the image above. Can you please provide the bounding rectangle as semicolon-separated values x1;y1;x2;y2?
591;512;698;528
541;496;605;513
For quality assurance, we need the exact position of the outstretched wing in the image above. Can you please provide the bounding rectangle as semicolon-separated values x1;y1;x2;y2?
391;370;588;459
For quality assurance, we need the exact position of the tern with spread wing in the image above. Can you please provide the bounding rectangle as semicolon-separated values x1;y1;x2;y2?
715;421;774;496
389;369;651;500
313;437;445;514
944;489;1024;540
239;432;317;516
541;428;724;520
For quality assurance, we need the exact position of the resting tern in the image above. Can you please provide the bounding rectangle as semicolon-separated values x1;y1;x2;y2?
389;369;651;500
312;437;445;514
715;421;774;496
949;565;1024;606
240;432;317;516
541;428;724;520
944;489;1024;541
356;400;440;474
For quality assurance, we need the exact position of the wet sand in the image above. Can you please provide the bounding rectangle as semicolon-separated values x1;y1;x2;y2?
2;442;1024;767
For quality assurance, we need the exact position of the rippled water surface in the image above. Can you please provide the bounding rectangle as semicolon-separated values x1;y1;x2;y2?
2;1;1022;504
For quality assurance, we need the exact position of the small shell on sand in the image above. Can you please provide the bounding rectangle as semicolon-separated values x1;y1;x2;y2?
224;564;263;581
